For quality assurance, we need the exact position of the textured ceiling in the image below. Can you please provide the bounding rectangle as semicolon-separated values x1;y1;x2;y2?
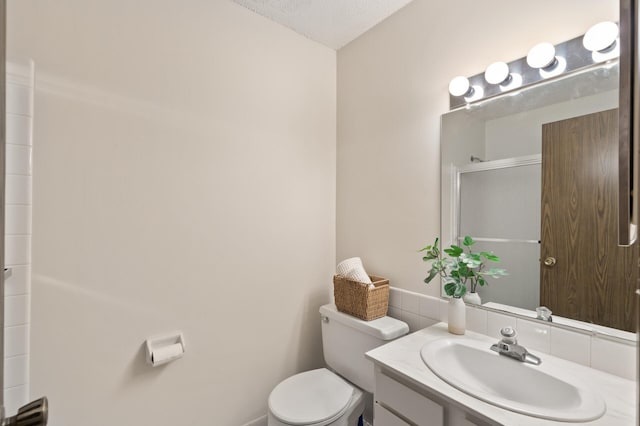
231;0;415;49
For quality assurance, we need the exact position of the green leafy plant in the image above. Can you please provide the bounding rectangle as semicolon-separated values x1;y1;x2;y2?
419;236;507;298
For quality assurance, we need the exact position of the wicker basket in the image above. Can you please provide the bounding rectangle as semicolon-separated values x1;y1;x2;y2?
333;274;389;321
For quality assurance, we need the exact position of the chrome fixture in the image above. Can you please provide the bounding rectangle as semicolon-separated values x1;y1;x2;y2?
448;21;620;109
490;327;542;365
1;397;48;426
536;306;553;322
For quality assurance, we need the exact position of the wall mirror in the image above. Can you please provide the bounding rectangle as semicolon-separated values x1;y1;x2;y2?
441;58;638;335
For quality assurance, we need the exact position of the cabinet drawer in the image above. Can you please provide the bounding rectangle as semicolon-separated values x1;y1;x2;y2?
374;403;412;426
461;416;490;426
448;408;490;426
375;370;444;426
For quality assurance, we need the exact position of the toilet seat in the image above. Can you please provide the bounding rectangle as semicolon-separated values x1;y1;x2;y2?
268;368;356;425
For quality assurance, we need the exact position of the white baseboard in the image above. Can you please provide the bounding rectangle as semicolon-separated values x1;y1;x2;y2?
242;414;267;426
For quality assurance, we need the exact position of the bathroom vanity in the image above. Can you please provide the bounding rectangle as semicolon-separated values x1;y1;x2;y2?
366;323;636;426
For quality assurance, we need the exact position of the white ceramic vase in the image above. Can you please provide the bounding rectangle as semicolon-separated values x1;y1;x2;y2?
463;291;481;305
448;297;466;335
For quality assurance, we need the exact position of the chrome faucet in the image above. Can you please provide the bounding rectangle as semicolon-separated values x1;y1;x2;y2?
490;327;542;365
536;306;553;322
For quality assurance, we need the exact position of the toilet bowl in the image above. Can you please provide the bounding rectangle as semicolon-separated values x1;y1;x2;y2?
268;368;364;426
267;304;409;426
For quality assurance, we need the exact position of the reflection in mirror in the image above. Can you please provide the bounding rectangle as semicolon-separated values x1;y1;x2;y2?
457;157;541;310
441;61;637;334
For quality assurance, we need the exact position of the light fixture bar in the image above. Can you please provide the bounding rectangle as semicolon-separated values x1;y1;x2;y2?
449;32;617;110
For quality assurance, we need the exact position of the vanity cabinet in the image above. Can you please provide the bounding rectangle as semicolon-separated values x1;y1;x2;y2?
374;368;493;426
373;404;413;426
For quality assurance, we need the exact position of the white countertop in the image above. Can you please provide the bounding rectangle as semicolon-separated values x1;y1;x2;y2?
365;323;636;425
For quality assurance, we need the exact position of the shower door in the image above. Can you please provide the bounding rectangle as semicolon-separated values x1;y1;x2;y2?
456;156;541;310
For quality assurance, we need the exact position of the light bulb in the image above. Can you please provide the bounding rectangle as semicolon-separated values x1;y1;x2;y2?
527;42;557;69
449;76;472;97
484;62;510;85
583;21;619;52
465;85;484;103
591;40;620;62
539;56;567;78
499;73;522;92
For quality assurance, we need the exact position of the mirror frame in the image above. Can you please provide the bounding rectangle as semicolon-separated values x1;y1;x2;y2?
619;0;637;246
619;3;639;414
624;0;640;417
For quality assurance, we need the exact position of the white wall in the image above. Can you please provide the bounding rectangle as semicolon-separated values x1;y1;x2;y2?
337;0;618;295
8;1;336;425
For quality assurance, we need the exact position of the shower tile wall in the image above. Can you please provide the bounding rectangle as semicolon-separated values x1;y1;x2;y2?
4;62;33;414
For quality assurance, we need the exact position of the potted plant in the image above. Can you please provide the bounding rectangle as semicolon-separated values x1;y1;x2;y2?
419;236;507;305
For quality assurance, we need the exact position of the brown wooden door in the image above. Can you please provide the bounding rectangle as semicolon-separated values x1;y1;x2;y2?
541;109;637;332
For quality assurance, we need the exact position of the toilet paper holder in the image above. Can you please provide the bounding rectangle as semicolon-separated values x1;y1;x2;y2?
145;332;185;367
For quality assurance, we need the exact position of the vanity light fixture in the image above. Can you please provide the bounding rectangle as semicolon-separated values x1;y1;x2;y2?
448;23;620;109
464;85;484;103
584;21;620;62
591;44;620;63
539;56;567;78
500;73;523;92
484;62;511;85
449;76;473;97
526;42;558;69
583;21;619;52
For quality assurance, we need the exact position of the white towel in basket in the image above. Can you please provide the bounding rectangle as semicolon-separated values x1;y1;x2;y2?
336;257;373;286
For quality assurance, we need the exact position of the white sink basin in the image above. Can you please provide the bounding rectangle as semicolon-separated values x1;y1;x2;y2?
420;338;606;422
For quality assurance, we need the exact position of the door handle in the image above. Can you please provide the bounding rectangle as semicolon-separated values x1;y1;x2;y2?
544;257;557;267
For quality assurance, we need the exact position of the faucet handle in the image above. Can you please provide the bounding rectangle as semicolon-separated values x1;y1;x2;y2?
500;326;516;337
500;327;517;344
536;306;553;322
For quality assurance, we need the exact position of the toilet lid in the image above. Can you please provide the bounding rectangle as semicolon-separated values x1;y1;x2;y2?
268;368;355;425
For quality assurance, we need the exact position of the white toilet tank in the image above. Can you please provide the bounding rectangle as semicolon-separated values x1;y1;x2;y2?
319;304;409;393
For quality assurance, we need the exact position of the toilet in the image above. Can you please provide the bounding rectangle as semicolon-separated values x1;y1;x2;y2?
267;304;409;426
